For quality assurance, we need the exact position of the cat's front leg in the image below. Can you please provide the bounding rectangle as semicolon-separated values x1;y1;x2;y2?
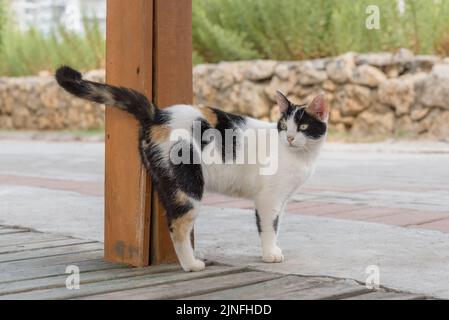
255;198;285;263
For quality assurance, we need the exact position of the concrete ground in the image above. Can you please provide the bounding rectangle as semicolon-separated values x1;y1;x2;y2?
1;137;449;299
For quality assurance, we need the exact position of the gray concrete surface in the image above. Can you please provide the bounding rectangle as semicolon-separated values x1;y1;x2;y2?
197;206;449;299
1;138;449;298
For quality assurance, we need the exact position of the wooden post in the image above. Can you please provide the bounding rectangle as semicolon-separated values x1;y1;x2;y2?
105;0;192;267
151;0;193;264
104;0;153;267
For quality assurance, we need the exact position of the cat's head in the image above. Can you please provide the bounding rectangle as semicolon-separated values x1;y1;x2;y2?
275;91;329;149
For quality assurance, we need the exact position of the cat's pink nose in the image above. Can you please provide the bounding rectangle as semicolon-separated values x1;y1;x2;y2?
287;136;294;143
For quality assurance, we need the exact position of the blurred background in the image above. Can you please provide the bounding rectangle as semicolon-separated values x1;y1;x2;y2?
0;0;449;140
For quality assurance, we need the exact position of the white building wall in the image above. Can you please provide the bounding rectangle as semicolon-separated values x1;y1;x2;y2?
8;0;106;34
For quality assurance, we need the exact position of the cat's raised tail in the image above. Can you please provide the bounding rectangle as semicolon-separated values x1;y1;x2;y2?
55;66;156;125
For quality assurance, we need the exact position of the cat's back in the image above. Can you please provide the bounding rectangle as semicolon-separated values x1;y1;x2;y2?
163;104;275;131
163;104;204;130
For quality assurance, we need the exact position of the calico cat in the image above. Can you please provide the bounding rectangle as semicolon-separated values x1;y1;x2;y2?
56;66;329;272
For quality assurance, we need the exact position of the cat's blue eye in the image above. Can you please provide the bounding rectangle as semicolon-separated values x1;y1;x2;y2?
280;122;287;130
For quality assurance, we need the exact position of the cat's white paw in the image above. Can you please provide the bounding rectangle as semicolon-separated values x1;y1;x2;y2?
182;259;206;272
262;246;284;263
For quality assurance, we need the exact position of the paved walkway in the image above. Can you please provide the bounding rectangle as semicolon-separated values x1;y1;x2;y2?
205;142;449;233
1;138;448;298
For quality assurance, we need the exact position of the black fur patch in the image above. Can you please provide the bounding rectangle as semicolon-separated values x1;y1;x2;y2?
273;215;279;233
193;118;214;151
170;141;204;201
155;173;194;223
277;104;306;132
277;118;287;132
153;109;171;125
142;144;197;224
56;66;82;82
255;210;262;234
294;109;327;139
284;103;296;117
110;87;154;125
210;108;246;162
278;96;298;118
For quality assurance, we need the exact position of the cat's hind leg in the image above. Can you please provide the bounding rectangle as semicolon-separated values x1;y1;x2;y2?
142;131;205;272
153;177;205;272
168;197;205;272
152;157;205;271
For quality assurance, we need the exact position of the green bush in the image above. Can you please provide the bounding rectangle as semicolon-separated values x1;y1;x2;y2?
0;0;4;52
193;0;449;63
1;0;449;76
0;17;105;76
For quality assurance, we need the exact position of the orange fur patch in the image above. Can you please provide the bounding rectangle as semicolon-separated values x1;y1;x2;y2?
175;190;189;205
149;125;170;143
196;106;217;127
170;210;195;242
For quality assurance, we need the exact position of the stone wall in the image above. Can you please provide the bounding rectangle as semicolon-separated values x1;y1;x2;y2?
0;70;105;130
1;50;449;140
194;50;449;140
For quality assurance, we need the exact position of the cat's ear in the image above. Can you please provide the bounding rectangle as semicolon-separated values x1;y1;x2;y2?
275;90;291;114
307;93;329;122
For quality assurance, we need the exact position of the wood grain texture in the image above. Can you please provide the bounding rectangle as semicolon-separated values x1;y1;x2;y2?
0;238;94;254
0;265;181;297
0;242;103;263
2;266;239;300
0;232;67;247
105;0;153;266
185;275;335;300
76;271;278;300
151;0;193;264
0;251;104;274
270;279;372;300
0;259;122;284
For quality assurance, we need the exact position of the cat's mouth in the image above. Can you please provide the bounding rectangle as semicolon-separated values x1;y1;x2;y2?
285;141;300;148
286;141;306;149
